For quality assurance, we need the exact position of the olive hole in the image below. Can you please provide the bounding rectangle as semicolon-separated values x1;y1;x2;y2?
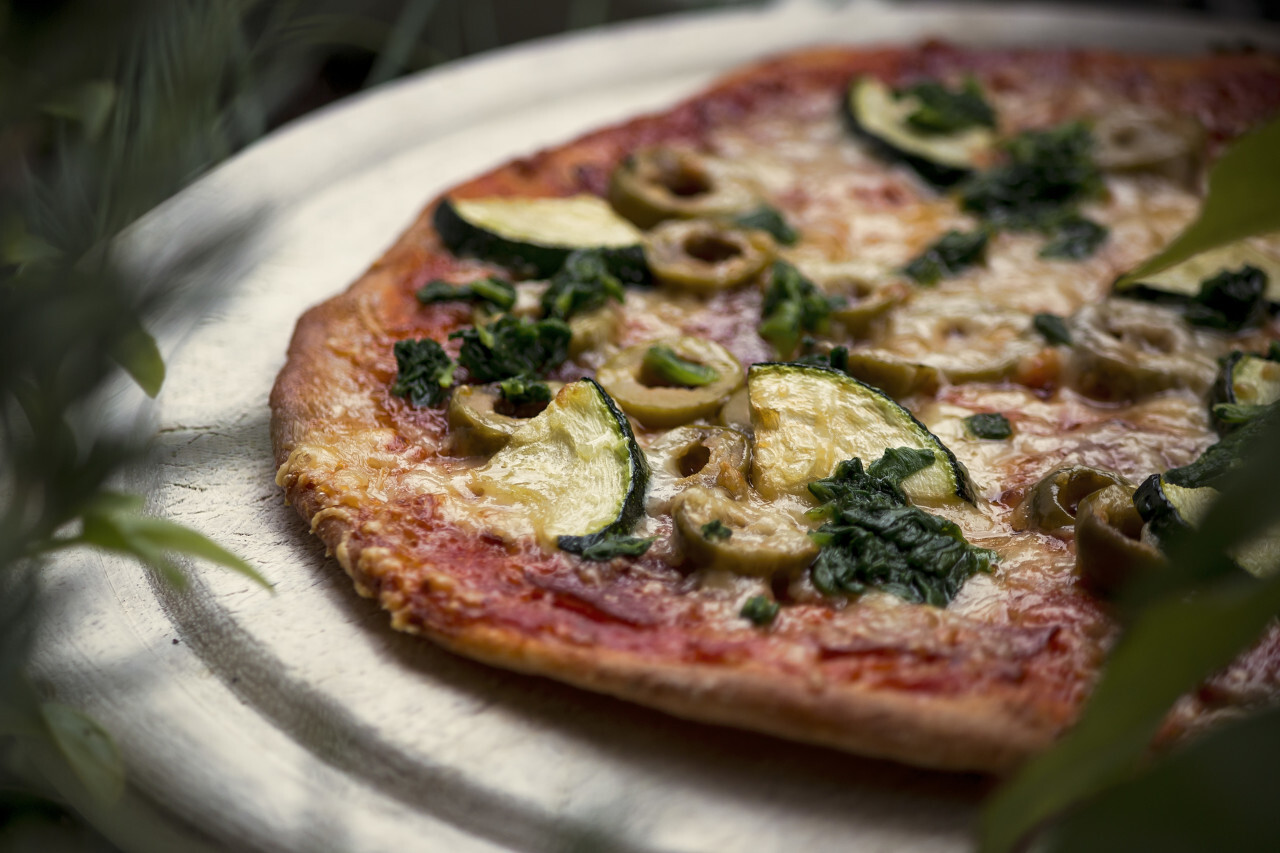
494;398;551;419
677;443;712;477
660;164;713;197
683;234;743;264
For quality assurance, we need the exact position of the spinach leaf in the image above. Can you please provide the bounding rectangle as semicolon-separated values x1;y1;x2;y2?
1039;215;1108;261
733;204;798;245
1032;312;1073;345
904;228;990;285
560;531;655;561
960;122;1102;231
740;595;780;626
540;248;626;321
1180;265;1267;331
965;412;1013;439
450;315;570;383
641;345;720;387
807;450;995;606
701;519;733;541
390;337;455;407
417;276;516;311
497;375;552;408
759;260;840;357
899;78;996;135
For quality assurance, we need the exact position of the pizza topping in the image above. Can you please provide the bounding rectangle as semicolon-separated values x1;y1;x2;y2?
468;379;648;550
1116;236;1280;306
607;146;760;229
417;277;517;311
731;204;798;245
447;381;560;455
1171;265;1269;332
646;425;751;507
451;314;571;383
964;412;1012;440
1091;106;1204;183
434;195;644;278
597;337;744;428
702;520;732;541
1011;465;1131;532
1065;300;1219;401
1165;403;1278;489
747;363;974;505
842;75;996;186
841;350;942;400
959;121;1102;232
739;595;780;627
571;531;656;562
539;248;628;321
806;450;996;607
672;485;818;578
903;227;990;285
644;219;775;292
1212;348;1280;430
1074;483;1165;597
1032;312;1073;346
758;260;840;358
1037;214;1108;261
822;271;908;337
884;299;1040;383
641;344;721;387
390;338;455;407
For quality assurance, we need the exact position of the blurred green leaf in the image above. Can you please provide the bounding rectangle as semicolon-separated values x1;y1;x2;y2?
108;317;165;397
1043;706;1280;853
39;702;124;805
1117;116;1280;286
73;492;270;589
0;219;62;270
41;80;117;140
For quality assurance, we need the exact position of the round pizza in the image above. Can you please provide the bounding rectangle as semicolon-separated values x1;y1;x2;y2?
270;42;1280;772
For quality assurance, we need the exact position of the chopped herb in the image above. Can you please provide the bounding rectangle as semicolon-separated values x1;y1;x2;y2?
701;519;733;541
1039;215;1109;260
1182;265;1268;332
1033;312;1073;346
899;78;996;135
759;261;841;357
497;375;552;408
540;248;627;321
416;277;516;311
559;531;655;561
965;412;1013;439
904;228;990;285
641;345;720;387
1166;402;1280;489
960;122;1102;231
733;205;798;245
389;338;455;407
450;314;571;383
740;595;780;626
795;344;850;373
806;449;996;606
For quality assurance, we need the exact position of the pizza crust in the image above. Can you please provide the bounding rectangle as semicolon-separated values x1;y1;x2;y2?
272;43;1280;773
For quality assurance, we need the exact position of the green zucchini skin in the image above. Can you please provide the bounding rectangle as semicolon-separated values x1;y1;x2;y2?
555;378;651;553
434;197;649;281
1211;350;1280;424
839;78;974;187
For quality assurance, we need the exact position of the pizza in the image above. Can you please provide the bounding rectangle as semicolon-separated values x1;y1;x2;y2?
270;42;1280;773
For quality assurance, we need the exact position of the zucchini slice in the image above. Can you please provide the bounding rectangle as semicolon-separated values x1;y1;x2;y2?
468;379;648;549
1213;350;1280;412
1115;236;1280;306
841;76;996;186
747;363;974;506
1134;474;1280;579
435;195;646;279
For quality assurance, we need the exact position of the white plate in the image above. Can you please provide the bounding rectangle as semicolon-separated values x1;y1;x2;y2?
23;3;1279;851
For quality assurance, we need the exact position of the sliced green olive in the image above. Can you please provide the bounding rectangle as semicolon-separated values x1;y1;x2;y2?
1075;484;1166;596
885;299;1041;383
447;382;563;455
842;349;942;399
646;425;751;504
568;305;618;357
597;337;744;428
673;486;818;578
1092;107;1204;185
644;219;775;293
1012;465;1130;532
608;147;760;229
1066;300;1218;401
827;274;910;338
717;387;751;430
